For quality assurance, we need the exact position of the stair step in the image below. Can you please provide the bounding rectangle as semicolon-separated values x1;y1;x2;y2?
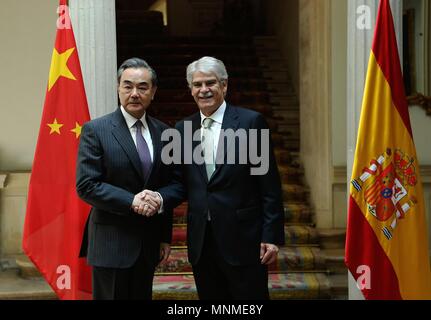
120;44;254;55
253;36;278;44
271;98;299;106
0;269;56;300
118;36;255;45
273;110;299;121
283;137;300;145
284;203;313;224
328;273;348;299
284;225;319;245
152;272;331;300
278;165;303;184
282;184;309;202
271;104;299;112
173;202;313;225
272;133;285;147
277;124;299;134
154;66;264;78
158;77;267;90
170;225;319;247
281;129;299;137
258;57;288;67
284;143;300;152
156;246;326;274
16;255;41;279
323;249;347;274
120;55;261;66
263;71;291;82
317;229;346;250
274;149;292;165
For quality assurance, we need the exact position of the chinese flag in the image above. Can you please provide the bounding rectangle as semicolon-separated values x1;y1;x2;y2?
345;0;431;299
22;0;92;300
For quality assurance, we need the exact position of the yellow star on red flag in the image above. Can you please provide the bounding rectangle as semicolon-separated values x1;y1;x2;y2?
47;119;63;135
71;122;82;138
48;47;76;91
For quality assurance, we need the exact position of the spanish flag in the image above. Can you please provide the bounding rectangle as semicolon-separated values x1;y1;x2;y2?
22;0;92;299
345;0;431;300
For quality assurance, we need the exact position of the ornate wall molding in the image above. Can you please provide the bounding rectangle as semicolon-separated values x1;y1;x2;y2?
407;94;431;116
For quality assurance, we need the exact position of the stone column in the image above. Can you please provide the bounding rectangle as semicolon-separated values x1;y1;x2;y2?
69;0;118;119
346;0;403;300
299;0;332;228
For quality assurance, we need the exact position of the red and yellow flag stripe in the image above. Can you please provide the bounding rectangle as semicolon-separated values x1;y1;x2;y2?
345;0;431;300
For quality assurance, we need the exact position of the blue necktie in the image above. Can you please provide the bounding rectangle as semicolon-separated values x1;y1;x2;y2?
134;120;152;179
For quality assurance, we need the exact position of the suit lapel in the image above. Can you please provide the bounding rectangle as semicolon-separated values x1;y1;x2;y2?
212;104;239;180
110;108;145;181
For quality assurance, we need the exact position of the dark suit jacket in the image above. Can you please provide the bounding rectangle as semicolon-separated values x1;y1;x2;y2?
159;104;285;266
76;108;173;269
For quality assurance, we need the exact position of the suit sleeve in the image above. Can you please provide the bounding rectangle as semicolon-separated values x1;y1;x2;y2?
159;134;174;244
157;122;188;211
253;114;285;246
76;123;135;215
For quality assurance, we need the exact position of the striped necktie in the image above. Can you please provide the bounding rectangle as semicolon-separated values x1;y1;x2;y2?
134;120;152;179
202;118;215;180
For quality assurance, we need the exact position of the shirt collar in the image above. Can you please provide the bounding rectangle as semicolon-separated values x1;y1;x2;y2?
120;105;148;129
200;101;226;126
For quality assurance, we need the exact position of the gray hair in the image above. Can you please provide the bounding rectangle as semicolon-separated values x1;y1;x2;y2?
186;56;229;87
117;57;158;87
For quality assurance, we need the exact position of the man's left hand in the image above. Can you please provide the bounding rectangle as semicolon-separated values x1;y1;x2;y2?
260;243;279;265
159;243;171;266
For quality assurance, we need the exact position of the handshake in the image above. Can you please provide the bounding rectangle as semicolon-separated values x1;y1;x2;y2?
132;189;162;217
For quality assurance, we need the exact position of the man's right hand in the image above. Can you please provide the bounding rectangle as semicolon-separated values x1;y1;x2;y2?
132;190;161;217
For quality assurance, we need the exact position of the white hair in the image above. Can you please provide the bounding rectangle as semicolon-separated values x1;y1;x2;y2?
186;56;229;87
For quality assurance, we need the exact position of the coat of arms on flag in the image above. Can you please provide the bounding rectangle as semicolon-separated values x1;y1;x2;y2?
351;148;418;240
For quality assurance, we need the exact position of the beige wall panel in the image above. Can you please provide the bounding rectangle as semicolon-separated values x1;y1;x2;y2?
0;173;29;256
0;0;58;171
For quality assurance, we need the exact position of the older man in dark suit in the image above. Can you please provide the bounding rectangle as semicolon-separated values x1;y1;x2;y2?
142;56;285;300
76;58;172;300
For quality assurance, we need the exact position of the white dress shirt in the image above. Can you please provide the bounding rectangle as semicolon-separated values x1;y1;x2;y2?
120;105;154;162
200;101;226;221
121;106;165;214
157;102;227;216
200;101;226;157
